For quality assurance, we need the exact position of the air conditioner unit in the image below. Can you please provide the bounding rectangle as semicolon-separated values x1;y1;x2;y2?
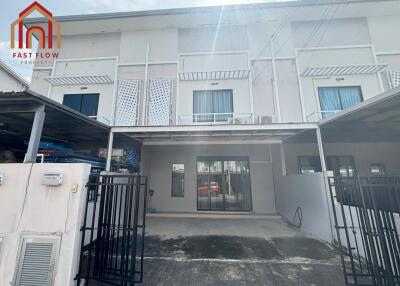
258;116;273;124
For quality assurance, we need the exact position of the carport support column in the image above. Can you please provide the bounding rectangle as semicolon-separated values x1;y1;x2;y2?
106;131;114;172
316;126;335;242
24;107;45;163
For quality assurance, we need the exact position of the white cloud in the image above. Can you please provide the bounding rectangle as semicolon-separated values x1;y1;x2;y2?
0;40;34;81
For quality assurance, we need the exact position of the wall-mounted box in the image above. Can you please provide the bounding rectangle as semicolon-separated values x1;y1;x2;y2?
41;172;64;186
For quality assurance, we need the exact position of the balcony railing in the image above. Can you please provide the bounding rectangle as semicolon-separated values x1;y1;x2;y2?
178;113;254;125
306;110;342;122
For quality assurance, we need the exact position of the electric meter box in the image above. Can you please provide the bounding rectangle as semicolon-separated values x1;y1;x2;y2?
41;172;64;186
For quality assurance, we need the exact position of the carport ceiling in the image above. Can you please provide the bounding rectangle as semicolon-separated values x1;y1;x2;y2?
112;123;318;144
0;91;110;149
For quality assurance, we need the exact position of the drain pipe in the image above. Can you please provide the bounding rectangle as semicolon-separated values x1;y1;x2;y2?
316;126;335;243
141;43;150;126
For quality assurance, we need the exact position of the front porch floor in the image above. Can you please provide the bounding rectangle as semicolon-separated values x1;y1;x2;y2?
142;216;345;286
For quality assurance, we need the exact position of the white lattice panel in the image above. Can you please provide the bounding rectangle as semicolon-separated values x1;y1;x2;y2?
147;79;172;126
387;69;400;89
115;79;140;126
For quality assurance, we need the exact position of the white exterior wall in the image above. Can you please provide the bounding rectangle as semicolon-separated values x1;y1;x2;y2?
28;1;400;126
49;58;117;124
141;144;276;214
284;142;400;176
0;163;91;286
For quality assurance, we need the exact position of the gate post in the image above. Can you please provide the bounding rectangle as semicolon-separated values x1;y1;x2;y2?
316;126;335;242
106;131;114;172
24;106;45;163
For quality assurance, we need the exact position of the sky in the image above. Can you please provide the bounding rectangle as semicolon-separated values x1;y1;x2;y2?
0;0;287;82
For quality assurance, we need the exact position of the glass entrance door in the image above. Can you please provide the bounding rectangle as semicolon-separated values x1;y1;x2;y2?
197;157;252;211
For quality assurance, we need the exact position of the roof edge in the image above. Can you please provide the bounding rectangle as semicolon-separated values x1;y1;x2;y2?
23;0;388;24
0;60;29;88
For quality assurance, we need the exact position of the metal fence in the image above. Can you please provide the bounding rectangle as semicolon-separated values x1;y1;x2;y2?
76;174;148;286
329;176;400;286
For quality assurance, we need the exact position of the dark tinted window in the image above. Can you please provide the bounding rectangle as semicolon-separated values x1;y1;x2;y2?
63;93;99;117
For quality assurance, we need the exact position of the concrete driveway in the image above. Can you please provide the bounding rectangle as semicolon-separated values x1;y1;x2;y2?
142;215;345;286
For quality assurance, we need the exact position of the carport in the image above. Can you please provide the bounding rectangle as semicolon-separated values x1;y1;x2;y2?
0;90;138;169
0;90;109;163
282;87;400;285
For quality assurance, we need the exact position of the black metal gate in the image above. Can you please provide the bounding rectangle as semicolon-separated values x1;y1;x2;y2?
76;174;147;286
329;176;400;285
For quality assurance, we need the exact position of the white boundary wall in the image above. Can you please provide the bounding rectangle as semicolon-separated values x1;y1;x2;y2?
279;173;333;242
0;163;91;286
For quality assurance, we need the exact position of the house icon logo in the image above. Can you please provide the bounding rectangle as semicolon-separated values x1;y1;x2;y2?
10;1;61;49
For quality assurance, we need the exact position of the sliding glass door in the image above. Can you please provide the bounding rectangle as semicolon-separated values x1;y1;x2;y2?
197;157;252;211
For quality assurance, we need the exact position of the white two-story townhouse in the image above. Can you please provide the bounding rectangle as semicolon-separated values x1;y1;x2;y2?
26;0;400;215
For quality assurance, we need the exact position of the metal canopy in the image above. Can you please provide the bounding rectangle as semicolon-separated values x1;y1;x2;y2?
178;70;250;81
302;64;386;77
287;87;400;143
0;91;111;159
112;123;317;144
44;75;113;86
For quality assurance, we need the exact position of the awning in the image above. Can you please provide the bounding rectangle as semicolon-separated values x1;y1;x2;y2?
302;64;386;77
178;70;250;81
43;75;113;85
112;123;317;144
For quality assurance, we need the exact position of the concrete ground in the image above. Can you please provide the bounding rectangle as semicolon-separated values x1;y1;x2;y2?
141;216;345;286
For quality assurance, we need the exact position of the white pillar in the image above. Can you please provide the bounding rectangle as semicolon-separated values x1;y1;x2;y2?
270;37;282;122
316;126;335;242
24;107;45;163
280;143;287;176
105;131;114;172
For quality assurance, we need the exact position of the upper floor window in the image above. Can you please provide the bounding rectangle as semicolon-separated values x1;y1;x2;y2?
318;86;362;118
63;93;99;117
193;89;233;122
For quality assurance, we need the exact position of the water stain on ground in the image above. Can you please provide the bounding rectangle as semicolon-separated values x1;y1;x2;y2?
144;235;336;261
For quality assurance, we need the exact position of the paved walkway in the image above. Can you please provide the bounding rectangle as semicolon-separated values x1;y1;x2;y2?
141;216;345;286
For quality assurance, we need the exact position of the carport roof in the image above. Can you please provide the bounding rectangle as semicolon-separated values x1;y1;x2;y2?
112;123;318;144
288;87;400;143
0;90;110;148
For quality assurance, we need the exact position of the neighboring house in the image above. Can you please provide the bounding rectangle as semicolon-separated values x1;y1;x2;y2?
0;60;29;92
25;0;400;215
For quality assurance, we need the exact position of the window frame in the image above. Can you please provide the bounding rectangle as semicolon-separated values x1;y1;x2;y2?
297;156;322;174
326;155;356;177
192;89;234;122
317;86;363;117
370;163;386;175
171;163;185;197
63;93;100;117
